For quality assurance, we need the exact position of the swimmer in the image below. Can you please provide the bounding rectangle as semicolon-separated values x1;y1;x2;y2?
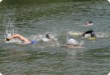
84;20;93;26
39;33;57;42
63;38;84;48
82;30;96;38
5;34;37;44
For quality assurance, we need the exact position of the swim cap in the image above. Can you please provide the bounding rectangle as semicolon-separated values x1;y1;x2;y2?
31;40;37;44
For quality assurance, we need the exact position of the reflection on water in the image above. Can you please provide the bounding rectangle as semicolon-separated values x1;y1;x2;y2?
0;0;110;75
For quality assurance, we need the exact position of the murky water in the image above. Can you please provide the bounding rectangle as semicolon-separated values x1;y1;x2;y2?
0;0;110;75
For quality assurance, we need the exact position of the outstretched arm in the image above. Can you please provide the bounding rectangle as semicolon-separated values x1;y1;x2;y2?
6;34;30;44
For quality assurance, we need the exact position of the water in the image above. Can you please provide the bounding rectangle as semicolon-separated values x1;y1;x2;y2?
0;0;110;75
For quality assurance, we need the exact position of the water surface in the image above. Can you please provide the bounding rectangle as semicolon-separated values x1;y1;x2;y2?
0;0;110;75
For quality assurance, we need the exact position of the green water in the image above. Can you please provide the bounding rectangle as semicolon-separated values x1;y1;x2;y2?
0;0;110;75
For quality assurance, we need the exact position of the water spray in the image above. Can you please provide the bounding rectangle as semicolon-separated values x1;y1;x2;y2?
107;0;110;3
0;0;2;3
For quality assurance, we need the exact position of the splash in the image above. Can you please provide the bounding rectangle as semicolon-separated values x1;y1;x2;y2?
0;72;3;75
68;31;110;39
96;32;110;38
4;23;22;44
68;31;82;36
0;0;2;3
4;23;15;38
107;0;110;3
108;72;110;75
29;32;60;48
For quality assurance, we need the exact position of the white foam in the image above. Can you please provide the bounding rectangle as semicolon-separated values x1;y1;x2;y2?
107;0;110;3
0;0;2;3
0;72;3;75
96;32;110;38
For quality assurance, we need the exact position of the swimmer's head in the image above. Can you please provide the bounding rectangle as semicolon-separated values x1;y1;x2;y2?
45;34;50;39
6;38;10;41
88;20;93;24
83;30;93;37
85;20;93;26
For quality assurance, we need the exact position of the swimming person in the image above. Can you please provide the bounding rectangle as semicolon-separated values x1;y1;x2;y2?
67;38;79;46
82;30;96;38
39;32;57;42
63;38;84;48
84;20;93;26
5;34;37;44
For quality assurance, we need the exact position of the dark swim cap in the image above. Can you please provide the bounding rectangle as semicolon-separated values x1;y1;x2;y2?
6;38;10;41
45;34;50;39
31;40;38;44
88;20;93;23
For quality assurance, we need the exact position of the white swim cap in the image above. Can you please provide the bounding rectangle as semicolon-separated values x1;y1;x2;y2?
67;39;79;45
